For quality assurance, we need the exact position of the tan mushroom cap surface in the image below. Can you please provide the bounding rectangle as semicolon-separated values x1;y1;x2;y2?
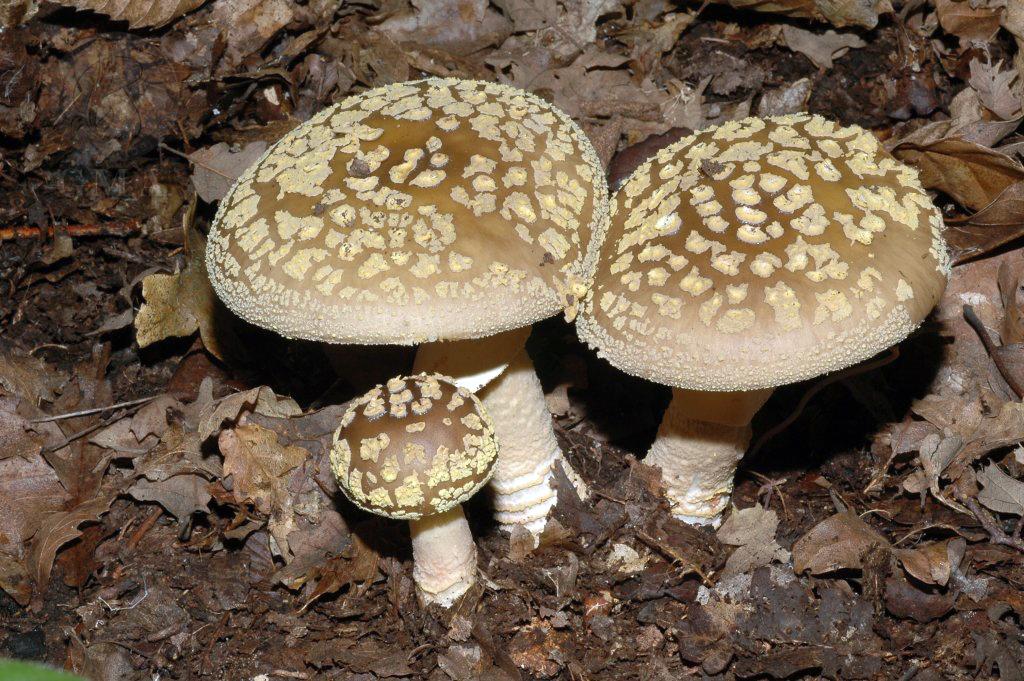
330;373;498;520
206;78;609;345
577;114;950;392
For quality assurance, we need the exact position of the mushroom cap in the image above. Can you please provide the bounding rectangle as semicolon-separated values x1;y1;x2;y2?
576;114;950;392
206;78;609;345
330;373;498;519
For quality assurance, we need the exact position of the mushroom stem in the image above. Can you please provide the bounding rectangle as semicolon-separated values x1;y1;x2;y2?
645;388;773;527
410;506;477;607
414;333;588;539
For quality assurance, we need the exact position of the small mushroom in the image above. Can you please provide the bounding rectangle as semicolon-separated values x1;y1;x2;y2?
206;78;610;541
330;372;498;607
577;113;950;525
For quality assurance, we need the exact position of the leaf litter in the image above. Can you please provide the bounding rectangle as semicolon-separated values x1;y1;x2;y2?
2;0;1024;678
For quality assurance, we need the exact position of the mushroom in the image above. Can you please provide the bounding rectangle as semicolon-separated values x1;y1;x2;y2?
330;372;498;607
577;113;950;526
206;78;610;540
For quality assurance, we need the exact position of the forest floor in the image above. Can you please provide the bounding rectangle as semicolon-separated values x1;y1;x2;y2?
2;0;1024;679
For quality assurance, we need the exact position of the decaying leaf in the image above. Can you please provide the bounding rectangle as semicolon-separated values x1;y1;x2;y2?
781;26;865;70
27;491;118;596
976;462;1024;517
0;352;66;406
198;385;301;441
892;138;1024;212
378;0;512;56
895;538;966;587
135;224;241;361
189;142;268;204
792;512;890;575
935;0;1004;45
716;504;790;578
219;423;308;556
710;0;890;28
58;0;205;28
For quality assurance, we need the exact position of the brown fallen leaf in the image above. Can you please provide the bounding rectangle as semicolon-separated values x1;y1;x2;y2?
895;538;965;587
189;142;268;204
378;0;512;56
716;504;790;578
892;138;1024;212
0;351;67;406
219;423;308;556
944;182;1024;264
710;0;890;28
135;223;241;361
884;571;954;623
0;396;44;462
208;0;295;71
999;257;1024;344
27;490;118;596
935;0;1004;45
792;512;890;575
197;384;301;441
56;0;205;28
127;475;211;520
781;25;865;70
976;462;1024;517
968;59;1024;121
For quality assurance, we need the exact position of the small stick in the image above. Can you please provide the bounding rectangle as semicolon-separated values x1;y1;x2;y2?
0;220;140;242
124;507;164;552
963;497;1024;553
31;395;158;423
963;304;1024;399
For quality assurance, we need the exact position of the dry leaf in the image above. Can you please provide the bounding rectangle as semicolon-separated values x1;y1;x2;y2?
716;504;790;578
189;142;268;204
998;257;1024;344
219;423;308;556
378;0;512;56
792;512;890;575
968;59;1024;121
781;25;866;70
895;538;965;587
58;0;205;28
128;475;211;520
198;385;301;441
209;0;294;70
0;352;66;406
892;138;1024;212
0;396;44;462
976;462;1024;517
710;0;890;28
27;492;117;595
135;224;241;361
934;0;1004;44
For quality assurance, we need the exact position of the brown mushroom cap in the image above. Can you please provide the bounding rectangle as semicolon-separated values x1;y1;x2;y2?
577;114;950;392
330;373;498;519
206;78;608;345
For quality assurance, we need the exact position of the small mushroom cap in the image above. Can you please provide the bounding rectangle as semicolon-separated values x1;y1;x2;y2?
330;373;498;519
206;78;609;345
577;114;950;392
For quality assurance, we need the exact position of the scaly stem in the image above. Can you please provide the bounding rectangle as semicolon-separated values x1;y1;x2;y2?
645;388;772;526
410;506;477;607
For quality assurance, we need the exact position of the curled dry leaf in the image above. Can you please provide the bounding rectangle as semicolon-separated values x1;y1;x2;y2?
792;512;890;575
189;142;268;204
976;462;1024;517
58;0;206;28
219;423;308;557
710;0;890;28
0;351;66;406
135;224;241;361
895;538;966;587
377;0;512;57
780;26;866;70
884;571;955;623
716;504;790;578
934;0;1004;45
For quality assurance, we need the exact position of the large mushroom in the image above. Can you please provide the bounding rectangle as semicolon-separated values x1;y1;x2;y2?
577;113;950;526
331;372;497;607
206;78;609;539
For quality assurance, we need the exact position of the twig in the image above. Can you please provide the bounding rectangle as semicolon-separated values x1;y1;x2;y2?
31;395;158;423
962;304;1024;399
0;220;140;242
124;507;163;552
964;497;1024;553
748;347;900;459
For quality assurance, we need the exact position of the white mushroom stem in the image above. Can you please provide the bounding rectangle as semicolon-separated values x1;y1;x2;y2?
645;388;774;527
414;330;588;540
410;506;477;608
